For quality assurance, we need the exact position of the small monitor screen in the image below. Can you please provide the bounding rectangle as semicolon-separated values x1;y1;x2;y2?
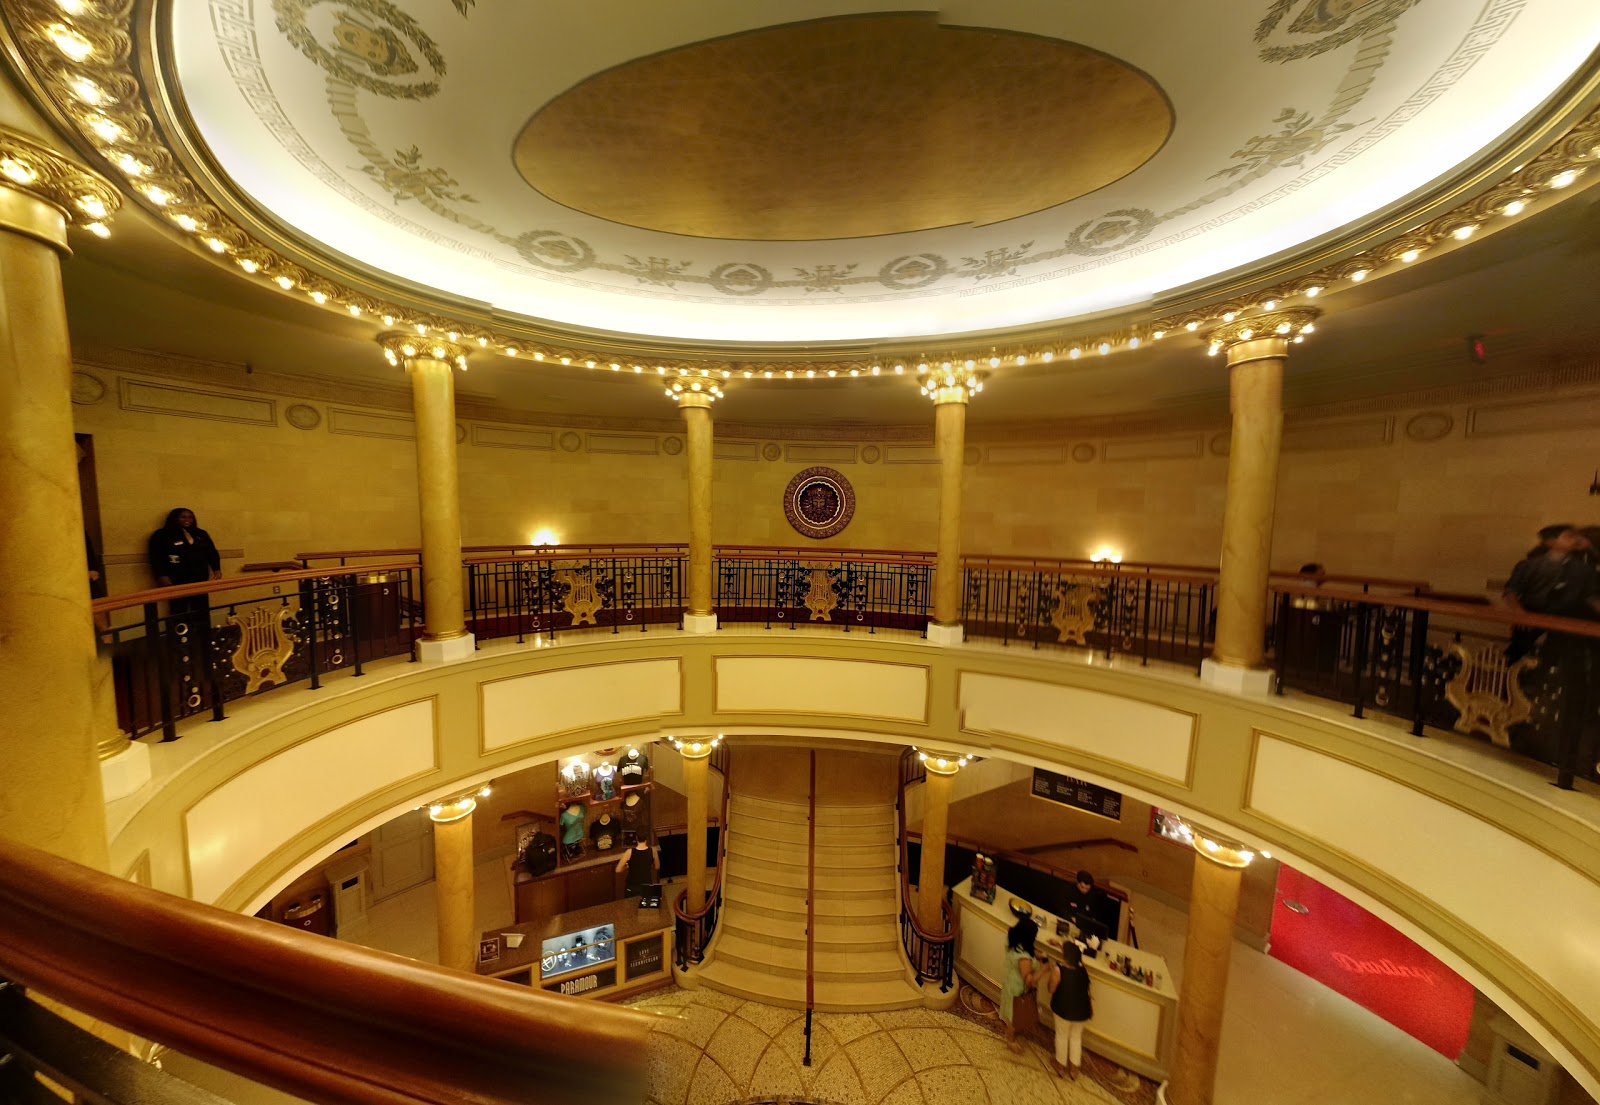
1074;915;1110;945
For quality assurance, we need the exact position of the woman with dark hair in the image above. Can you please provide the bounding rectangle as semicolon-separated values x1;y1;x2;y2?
147;508;222;623
1046;942;1094;1080
1000;916;1040;1053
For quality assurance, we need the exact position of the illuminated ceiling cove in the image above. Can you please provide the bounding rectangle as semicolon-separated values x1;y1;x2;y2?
166;0;1600;344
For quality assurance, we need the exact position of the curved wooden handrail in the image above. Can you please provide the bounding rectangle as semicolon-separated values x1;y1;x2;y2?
0;838;652;1105
673;756;731;926
896;756;956;950
92;561;420;616
1270;581;1600;640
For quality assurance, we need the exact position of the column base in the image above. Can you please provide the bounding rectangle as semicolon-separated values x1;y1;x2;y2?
920;978;959;1011
925;622;965;646
415;633;475;663
682;613;719;634
101;740;151;802
1200;658;1274;695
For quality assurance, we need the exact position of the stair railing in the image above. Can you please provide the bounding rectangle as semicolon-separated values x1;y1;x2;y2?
896;749;956;991
803;749;817;1067
672;743;732;970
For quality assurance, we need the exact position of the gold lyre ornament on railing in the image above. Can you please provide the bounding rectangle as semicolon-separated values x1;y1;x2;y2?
803;567;838;621
1444;642;1535;749
1050;582;1102;644
228;606;296;694
553;568;605;625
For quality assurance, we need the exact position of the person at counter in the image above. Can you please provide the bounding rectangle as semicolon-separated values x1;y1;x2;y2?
1060;870;1100;927
1047;943;1094;1081
616;834;659;898
1001;917;1041;1054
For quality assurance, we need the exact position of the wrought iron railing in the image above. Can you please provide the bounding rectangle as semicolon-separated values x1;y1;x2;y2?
674;745;732;971
895;750;956;991
466;550;686;643
95;563;420;741
714;549;934;632
962;558;1216;670
1267;583;1600;789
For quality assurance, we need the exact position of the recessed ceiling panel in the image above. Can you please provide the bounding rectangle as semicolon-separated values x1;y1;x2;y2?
167;1;1600;342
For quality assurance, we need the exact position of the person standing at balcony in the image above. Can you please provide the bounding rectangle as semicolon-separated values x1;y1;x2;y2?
1046;942;1094;1080
146;508;221;623
1503;527;1600;783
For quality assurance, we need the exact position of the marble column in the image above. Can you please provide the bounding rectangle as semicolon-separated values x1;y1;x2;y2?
676;391;717;633
916;758;959;933
0;129;120;865
1167;827;1255;1105
379;335;473;662
1200;311;1320;694
676;738;716;912
927;377;977;646
429;795;478;973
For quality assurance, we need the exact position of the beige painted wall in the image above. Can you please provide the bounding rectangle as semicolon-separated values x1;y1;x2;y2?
71;358;1600;596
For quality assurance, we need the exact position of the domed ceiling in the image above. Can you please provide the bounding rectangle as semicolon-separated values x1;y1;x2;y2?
149;1;1600;344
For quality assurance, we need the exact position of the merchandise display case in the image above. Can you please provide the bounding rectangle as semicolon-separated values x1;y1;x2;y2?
553;744;655;868
539;923;615;980
479;897;673;1000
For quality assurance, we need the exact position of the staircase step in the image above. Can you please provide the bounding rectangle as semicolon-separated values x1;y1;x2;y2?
723;882;895;923
813;949;910;985
812;977;925;1014
690;957;923;1013
731;794;895;830
719;914;899;954
726;813;894;849
714;933;807;978
725;834;894;869
726;869;896;899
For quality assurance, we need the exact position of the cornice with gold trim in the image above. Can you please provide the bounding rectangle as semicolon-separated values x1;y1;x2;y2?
3;1;1600;383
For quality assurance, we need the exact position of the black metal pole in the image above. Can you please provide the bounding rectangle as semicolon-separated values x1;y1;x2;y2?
146;601;177;742
302;579;322;690
1407;609;1430;737
348;576;365;677
1350;603;1372;719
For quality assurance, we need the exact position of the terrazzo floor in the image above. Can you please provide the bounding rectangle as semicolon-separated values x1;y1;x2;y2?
624;986;1146;1105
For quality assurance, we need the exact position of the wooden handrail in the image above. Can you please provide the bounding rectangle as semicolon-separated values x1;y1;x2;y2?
0;838;652;1105
674;757;731;925
896;757;956;949
92;561;420;616
1270;581;1600;640
904;827;1133;908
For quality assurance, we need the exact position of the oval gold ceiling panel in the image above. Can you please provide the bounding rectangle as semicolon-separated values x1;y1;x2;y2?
513;15;1173;241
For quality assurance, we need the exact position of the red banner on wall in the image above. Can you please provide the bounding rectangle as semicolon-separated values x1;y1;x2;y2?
1269;865;1473;1058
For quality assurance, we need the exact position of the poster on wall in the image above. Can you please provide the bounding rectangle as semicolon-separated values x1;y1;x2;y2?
1030;768;1122;821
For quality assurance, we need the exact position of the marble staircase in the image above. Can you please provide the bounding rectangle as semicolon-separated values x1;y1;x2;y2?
694;793;923;1012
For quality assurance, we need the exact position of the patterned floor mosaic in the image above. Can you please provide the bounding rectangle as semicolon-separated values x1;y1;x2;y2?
624;985;1158;1105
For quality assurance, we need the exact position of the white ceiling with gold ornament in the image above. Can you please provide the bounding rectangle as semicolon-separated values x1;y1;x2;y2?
167;0;1600;344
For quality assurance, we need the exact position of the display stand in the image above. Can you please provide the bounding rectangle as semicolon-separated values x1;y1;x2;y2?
554;744;656;868
478;897;674;1000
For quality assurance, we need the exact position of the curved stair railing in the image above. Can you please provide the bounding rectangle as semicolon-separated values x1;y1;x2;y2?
673;742;732;971
895;750;956;992
0;837;652;1105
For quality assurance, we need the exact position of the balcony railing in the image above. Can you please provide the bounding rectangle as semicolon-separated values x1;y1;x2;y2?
107;545;1600;789
0;837;652;1105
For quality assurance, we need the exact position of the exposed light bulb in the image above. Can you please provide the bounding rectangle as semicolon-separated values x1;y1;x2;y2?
1549;169;1580;189
46;23;92;61
1350;269;1369;282
85;221;109;238
1305;286;1322;297
1452;224;1477;240
1400;249;1420;263
1185;321;1198;331
1262;299;1277;310
1503;199;1526;216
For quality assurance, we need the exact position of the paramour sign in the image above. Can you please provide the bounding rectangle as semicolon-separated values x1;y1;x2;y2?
543;966;616;996
1031;768;1123;822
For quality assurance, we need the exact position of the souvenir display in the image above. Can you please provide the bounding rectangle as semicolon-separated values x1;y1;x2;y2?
970;853;998;903
593;762;617;800
616;747;650;784
559;760;592;799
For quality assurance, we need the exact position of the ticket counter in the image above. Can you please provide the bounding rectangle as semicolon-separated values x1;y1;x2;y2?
477;896;673;999
953;876;1178;1081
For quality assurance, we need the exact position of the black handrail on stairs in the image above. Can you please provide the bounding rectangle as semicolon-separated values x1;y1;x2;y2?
803;750;816;1068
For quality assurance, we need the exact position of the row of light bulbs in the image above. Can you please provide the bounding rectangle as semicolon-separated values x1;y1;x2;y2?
32;0;1593;381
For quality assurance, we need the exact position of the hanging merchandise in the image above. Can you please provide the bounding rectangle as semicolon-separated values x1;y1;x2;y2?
522;829;557;877
616;747;650;785
559;802;587;860
560;760;593;799
589;810;619;852
593;761;617;800
621;790;652;837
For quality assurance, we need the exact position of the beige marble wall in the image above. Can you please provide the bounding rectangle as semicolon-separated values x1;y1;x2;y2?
71;359;1600;597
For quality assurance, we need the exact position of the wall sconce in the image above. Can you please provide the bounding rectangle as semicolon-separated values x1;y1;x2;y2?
1090;547;1123;564
530;528;560;546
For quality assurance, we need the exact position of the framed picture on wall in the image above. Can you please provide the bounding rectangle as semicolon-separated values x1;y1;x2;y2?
478;936;501;965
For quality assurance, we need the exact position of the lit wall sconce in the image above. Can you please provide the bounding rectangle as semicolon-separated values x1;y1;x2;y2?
530;528;560;546
1090;547;1123;564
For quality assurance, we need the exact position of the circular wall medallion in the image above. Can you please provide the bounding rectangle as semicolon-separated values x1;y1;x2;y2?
783;467;856;540
1404;411;1455;442
762;443;782;462
70;371;105;405
285;403;322;430
559;431;583;452
860;444;881;464
1071;443;1097;463
662;435;684;456
455;422;467;444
